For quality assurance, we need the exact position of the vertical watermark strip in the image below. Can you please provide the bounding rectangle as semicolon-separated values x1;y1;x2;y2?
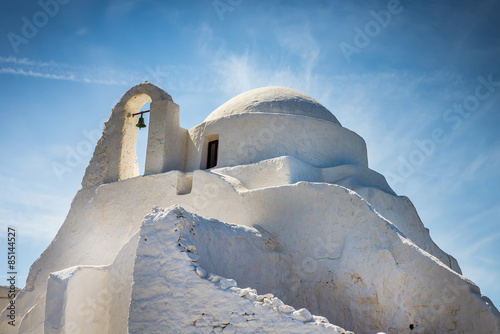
6;227;17;326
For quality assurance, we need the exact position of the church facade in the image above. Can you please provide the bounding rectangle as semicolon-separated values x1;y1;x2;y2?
2;83;499;334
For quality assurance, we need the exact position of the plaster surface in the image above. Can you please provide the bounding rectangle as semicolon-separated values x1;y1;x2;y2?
204;86;341;125
2;84;499;333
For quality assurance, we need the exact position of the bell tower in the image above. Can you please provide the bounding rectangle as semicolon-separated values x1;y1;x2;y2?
81;82;188;188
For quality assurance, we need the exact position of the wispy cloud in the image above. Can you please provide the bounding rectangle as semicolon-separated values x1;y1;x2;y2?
0;56;139;85
0;56;59;67
462;154;489;181
274;23;320;91
192;23;469;173
460;233;500;258
0;175;71;242
105;0;152;16
0;67;77;81
75;27;89;36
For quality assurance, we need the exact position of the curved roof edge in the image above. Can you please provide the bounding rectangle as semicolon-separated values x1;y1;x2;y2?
204;87;341;126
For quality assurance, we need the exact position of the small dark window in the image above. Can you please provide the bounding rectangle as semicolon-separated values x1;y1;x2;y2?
206;140;219;169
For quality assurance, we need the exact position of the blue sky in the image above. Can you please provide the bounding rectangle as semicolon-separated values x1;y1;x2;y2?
1;0;499;308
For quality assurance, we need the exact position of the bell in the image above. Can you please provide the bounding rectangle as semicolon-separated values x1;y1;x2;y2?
136;115;146;129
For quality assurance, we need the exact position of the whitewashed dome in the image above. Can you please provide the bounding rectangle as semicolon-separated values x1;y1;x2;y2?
204;86;341;126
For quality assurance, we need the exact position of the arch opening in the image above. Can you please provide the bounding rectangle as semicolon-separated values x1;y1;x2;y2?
92;82;183;187
120;93;152;181
136;102;151;175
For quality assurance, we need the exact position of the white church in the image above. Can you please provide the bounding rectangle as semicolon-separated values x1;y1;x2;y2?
1;83;499;333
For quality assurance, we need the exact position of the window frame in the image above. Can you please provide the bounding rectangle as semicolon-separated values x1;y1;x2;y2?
206;139;219;169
